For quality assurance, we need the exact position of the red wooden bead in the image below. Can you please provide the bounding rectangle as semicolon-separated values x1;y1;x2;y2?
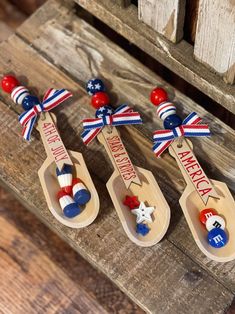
91;92;110;109
150;87;168;106
1;75;20;93
199;208;217;225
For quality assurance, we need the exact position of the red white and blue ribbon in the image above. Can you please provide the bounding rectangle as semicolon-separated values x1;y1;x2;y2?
153;112;210;157
18;88;72;141
81;104;142;145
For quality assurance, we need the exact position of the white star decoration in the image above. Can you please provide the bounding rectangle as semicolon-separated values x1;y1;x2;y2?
131;202;155;224
107;109;113;114
87;82;93;89
95;83;101;90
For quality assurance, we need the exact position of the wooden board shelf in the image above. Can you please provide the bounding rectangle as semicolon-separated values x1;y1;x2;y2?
0;0;235;312
75;0;235;115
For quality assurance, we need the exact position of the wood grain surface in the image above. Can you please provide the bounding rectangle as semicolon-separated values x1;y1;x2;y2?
0;187;142;314
194;0;235;84
0;0;235;312
75;0;235;114
138;0;185;43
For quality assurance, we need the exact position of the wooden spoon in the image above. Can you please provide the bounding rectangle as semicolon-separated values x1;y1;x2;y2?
37;112;99;228
98;125;170;247
169;139;235;262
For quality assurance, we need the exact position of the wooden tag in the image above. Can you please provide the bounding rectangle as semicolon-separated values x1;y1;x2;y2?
102;126;141;189
37;112;73;171
170;139;219;205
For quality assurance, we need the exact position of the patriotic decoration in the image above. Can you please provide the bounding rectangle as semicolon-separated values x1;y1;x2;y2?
57;190;80;218
72;178;91;205
86;78;105;96
156;101;176;120
18;88;72;141
95;105;113;118
136;223;150;236
81;104;142;145
131;202;155;224
123;195;153;236
153;112;211;157
11;86;30;105
56;164;73;194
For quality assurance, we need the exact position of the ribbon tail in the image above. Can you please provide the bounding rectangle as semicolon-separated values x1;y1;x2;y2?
22;116;37;141
153;140;172;157
81;127;102;145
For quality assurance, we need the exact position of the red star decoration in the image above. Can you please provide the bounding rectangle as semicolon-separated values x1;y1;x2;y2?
123;195;140;210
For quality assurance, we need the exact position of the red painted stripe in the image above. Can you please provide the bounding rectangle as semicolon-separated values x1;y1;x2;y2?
45;93;72;111
12;87;26;98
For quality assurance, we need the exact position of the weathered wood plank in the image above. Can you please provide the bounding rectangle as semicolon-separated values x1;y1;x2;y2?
7;0;235;291
0;187;143;313
194;0;235;85
138;0;186;43
111;0;131;8
73;0;235;114
0;31;234;312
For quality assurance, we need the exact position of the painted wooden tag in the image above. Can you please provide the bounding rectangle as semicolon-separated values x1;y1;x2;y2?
170;139;219;204
37;112;73;171
102;126;141;189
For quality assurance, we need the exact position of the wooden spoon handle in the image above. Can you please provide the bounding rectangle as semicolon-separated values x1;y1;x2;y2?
36;112;73;171
97;126;141;189
169;139;219;205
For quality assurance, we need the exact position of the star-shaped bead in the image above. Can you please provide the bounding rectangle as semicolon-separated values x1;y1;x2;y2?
136;223;150;236
123;195;140;210
131;202;155;224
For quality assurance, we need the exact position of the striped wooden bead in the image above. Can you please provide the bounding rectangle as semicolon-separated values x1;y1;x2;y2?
58;190;80;218
72;178;91;205
56;164;73;194
11;86;30;105
156;101;176;120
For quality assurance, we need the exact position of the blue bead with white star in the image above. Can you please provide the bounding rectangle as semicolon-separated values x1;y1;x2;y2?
86;78;105;96
95;105;114;118
136;223;150;236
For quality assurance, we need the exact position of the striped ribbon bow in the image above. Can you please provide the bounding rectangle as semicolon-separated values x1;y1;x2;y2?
19;88;72;141
81;104;142;145
153;112;210;157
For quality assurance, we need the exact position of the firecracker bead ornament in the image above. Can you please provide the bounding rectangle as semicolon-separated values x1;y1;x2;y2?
57;190;81;218
86;78;105;96
72;178;91;206
56;164;73;194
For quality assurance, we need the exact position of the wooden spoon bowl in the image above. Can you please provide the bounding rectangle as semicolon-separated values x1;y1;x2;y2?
107;167;170;246
38;150;99;228
181;180;235;262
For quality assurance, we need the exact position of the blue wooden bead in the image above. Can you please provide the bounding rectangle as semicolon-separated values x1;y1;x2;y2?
136;223;150;236
22;95;39;111
163;114;182;129
207;228;228;248
95;105;114;118
86;78;105;96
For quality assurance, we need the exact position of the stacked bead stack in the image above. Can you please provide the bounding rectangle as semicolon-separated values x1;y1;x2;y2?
200;208;228;248
123;195;155;236
1;75;91;219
